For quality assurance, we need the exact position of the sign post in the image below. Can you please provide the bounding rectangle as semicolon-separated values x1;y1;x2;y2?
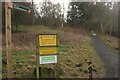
5;1;31;78
36;34;58;78
13;3;31;13
5;0;13;78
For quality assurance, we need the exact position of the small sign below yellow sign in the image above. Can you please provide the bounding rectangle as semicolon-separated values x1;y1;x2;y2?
40;55;57;64
39;47;57;55
39;35;57;46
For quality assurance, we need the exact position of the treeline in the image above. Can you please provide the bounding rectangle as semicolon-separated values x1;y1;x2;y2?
2;1;119;37
67;2;118;37
2;1;63;31
35;1;62;28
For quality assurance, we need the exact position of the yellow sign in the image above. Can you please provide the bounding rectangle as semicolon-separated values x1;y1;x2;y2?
39;35;57;46
39;47;57;55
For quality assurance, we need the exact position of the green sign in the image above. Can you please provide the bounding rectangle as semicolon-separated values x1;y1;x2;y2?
40;55;57;64
13;3;30;12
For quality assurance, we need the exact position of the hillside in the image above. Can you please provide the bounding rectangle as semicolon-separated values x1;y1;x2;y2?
2;25;105;78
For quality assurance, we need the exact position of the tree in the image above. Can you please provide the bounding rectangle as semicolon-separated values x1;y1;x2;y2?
67;2;100;29
110;2;118;36
11;2;38;32
67;2;117;36
40;1;62;27
67;2;88;27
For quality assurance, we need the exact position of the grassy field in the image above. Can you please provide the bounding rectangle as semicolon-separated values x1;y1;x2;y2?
2;25;105;78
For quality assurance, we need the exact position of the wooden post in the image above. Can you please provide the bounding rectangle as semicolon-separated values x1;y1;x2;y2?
36;36;39;79
32;0;34;25
5;0;13;78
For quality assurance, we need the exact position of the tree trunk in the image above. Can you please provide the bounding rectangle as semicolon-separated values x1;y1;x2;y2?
15;19;18;32
32;0;34;25
109;13;112;36
61;22;63;28
109;25;112;36
100;21;104;34
109;12;112;36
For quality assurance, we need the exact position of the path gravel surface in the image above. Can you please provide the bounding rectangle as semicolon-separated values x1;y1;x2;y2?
93;36;118;78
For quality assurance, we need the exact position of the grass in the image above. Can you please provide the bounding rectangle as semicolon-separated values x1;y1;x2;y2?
2;51;36;78
2;25;105;78
99;34;118;54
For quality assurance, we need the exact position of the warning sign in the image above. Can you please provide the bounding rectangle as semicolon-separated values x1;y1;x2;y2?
39;35;57;46
39;47;57;55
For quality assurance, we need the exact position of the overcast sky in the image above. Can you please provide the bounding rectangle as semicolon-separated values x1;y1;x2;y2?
34;0;69;18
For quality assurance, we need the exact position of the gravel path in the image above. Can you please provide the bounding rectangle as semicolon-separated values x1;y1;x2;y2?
92;36;118;78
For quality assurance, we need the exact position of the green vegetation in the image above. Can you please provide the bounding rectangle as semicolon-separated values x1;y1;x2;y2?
2;2;118;36
2;1;118;78
99;34;118;54
2;25;105;78
2;51;35;78
67;2;118;36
